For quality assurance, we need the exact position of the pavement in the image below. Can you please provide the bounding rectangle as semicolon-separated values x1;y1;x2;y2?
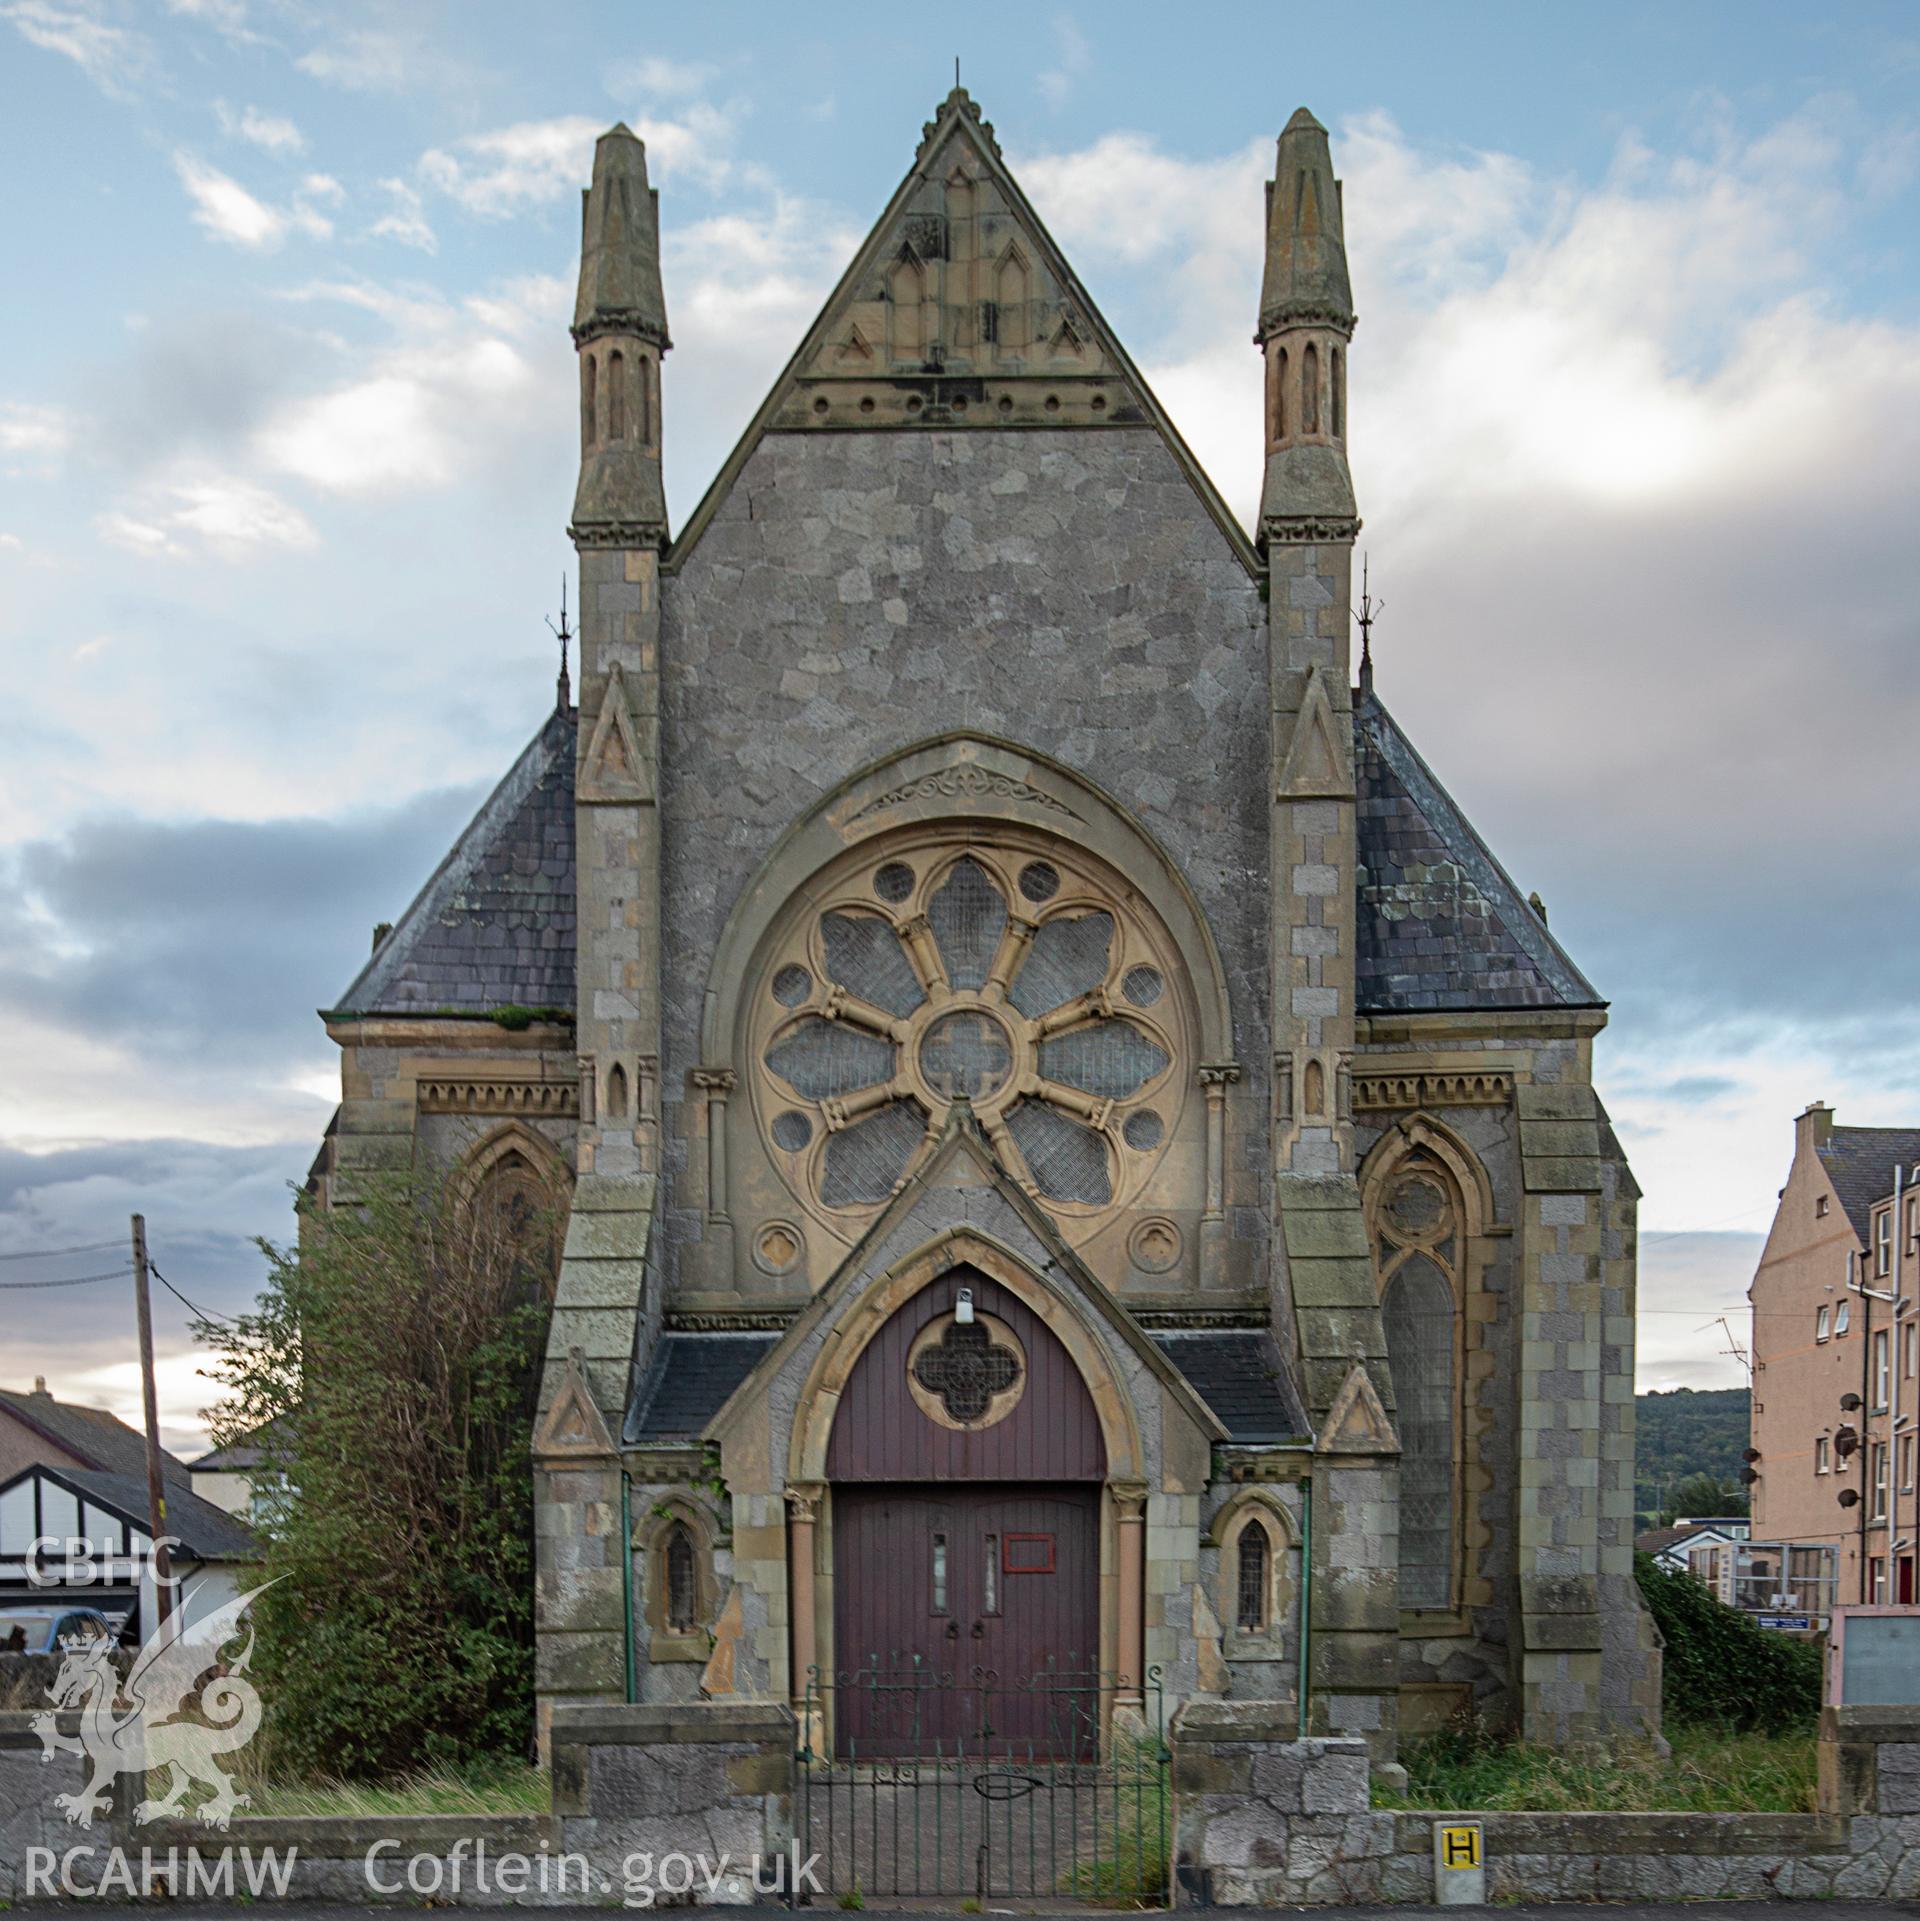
30;1906;1920;1918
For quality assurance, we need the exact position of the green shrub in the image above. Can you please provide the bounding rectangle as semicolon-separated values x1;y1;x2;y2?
1633;1551;1821;1734
194;1173;552;1779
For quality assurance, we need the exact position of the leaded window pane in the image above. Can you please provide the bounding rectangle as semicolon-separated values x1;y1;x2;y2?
1038;1019;1169;1099
1008;910;1113;1017
927;857;1005;991
666;1524;696;1632
1006;1099;1112;1206
1236;1523;1269;1631
821;1099;926;1207
822;912;924;1017
1383;1255;1454;1610
766;1017;894;1101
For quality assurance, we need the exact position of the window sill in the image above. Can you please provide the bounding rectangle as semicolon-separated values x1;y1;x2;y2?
650;1633;711;1663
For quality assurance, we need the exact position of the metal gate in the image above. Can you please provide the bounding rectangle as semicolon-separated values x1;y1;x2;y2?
793;1660;1170;1907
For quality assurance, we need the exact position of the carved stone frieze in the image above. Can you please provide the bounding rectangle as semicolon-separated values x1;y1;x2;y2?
418;1078;579;1117
1353;1070;1514;1113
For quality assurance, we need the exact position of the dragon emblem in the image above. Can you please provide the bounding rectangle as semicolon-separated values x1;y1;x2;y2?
32;1582;277;1829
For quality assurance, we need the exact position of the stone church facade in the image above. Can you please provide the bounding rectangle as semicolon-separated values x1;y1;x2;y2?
317;92;1659;1761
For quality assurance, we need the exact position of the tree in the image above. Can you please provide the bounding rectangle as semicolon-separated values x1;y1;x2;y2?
194;1171;553;1780
1657;1471;1750;1526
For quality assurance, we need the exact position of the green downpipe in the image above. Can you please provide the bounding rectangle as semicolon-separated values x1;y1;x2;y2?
620;1468;636;1705
1296;1476;1313;1739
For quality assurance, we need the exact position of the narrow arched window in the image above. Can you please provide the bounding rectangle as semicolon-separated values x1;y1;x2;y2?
1331;347;1345;438
1270;347;1287;444
635;354;651;447
582;353;597;451
665;1523;696;1633
605;1062;629;1119
1303;342;1321;435
607;349;626;440
1383;1253;1454;1609
1235;1520;1270;1631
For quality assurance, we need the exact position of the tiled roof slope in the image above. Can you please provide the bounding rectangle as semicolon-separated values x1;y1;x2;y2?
1354;693;1601;1013
332;707;576;1017
1154;1332;1308;1443
625;1333;780;1445
1817;1128;1920;1243
0;1387;190;1488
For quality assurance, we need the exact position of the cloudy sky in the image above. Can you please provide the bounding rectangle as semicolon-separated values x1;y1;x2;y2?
2;0;1916;1452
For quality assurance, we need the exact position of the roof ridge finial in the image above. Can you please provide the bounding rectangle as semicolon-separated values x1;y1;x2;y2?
547;576;572;713
1354;552;1382;701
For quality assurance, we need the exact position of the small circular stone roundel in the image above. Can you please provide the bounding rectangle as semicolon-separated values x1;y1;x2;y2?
752;1221;804;1277
917;1008;1014;1102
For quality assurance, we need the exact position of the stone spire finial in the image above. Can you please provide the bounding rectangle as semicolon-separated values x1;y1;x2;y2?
570;123;669;546
1256;106;1358;546
1259;107;1354;340
573;124;668;349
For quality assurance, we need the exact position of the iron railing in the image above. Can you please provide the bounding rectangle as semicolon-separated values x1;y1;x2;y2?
793;1656;1169;1907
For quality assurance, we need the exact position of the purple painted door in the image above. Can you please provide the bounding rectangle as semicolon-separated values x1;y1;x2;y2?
833;1483;1098;1758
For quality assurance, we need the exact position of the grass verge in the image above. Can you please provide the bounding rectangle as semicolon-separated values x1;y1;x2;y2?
1374;1722;1818;1814
242;1761;550;1820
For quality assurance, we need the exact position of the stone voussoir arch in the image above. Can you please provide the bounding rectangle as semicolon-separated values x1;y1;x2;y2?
701;730;1235;1070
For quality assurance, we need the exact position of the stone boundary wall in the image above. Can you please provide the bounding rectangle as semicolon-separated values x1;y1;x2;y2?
1174;1702;1920;1906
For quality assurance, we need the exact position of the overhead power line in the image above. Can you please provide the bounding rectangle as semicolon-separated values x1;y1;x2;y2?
0;1237;126;1262
0;1266;129;1289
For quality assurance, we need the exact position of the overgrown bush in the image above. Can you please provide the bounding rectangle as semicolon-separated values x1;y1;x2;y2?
194;1173;552;1779
1634;1551;1821;1734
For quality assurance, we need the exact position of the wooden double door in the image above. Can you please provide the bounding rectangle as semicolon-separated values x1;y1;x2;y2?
831;1482;1099;1757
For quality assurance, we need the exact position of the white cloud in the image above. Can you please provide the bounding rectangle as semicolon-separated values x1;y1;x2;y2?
370;177;435;252
253;277;562;495
1037;14;1091;108
0;0;151;98
606;54;715;97
0;401;72;457
217;99;305;154
419;115;602;215
173;153;337;248
96;474;317;561
165;0;255;44
295;25;475;96
419;102;740;216
0;532;26;552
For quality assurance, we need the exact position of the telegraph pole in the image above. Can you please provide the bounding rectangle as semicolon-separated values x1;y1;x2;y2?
131;1213;175;1627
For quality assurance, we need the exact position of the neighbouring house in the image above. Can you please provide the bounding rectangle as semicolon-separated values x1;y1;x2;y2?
188;1420;286;1522
1635;1515;1751;1575
307;91;1658;1764
1750;1103;1920;1608
0;1381;259;1639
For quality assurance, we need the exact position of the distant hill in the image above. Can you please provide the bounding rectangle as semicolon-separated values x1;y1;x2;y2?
1635;1387;1751;1519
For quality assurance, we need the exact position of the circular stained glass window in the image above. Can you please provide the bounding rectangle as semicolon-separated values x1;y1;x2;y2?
751;837;1190;1228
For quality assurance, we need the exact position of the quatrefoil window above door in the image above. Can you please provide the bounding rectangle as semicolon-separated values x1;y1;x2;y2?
906;1311;1027;1430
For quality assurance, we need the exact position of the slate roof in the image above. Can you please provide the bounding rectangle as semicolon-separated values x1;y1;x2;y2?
1816;1127;1920;1243
1154;1332;1309;1444
1354;693;1602;1014
0;1388;191;1489
625;1333;780;1445
330;706;576;1018
56;1468;260;1561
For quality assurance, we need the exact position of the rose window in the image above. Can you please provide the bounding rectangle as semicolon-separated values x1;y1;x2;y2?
751;842;1187;1227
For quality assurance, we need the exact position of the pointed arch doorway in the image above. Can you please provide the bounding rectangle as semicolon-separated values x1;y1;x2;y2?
824;1262;1105;1757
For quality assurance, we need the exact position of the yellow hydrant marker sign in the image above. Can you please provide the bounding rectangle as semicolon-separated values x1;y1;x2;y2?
1434;1820;1485;1904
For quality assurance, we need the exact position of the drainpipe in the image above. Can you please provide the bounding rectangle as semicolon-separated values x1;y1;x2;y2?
1296;1475;1314;1740
620;1468;637;1705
